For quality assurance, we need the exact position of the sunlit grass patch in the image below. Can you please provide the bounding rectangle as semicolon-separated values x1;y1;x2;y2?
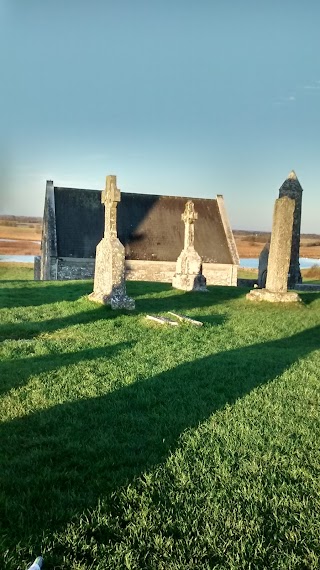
1;268;319;569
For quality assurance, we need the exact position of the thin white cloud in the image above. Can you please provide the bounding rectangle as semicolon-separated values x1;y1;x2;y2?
273;95;296;106
274;78;320;107
303;80;320;90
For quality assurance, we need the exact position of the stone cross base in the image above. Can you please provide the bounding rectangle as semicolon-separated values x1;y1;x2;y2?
88;288;135;310
89;238;135;310
172;272;207;292
246;288;301;303
172;248;207;292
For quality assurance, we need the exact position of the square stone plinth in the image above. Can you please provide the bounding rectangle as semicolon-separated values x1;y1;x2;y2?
88;289;135;310
246;289;301;303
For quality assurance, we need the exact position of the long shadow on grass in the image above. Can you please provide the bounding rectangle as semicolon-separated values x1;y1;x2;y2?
0;281;92;309
0;281;246;309
1;325;319;561
298;290;320;305
0;285;242;341
0;341;133;396
0;306;119;342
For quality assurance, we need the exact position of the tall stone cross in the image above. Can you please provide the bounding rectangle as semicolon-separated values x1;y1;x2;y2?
101;175;120;238
182;200;198;249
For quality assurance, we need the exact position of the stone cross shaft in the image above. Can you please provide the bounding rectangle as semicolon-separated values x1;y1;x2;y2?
101;175;120;238
182;200;198;249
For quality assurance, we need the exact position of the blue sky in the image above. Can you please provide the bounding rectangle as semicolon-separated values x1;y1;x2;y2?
1;0;319;232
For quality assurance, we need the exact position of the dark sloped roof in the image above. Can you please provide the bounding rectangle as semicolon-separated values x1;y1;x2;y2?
53;187;233;264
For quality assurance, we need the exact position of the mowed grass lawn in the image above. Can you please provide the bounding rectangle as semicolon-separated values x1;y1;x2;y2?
1;266;320;570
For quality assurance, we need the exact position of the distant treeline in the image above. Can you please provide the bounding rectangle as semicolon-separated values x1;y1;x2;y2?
233;230;320;241
0;215;42;227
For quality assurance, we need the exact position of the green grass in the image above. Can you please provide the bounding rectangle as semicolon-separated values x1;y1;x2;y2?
0;262;34;281
1;267;320;569
237;268;258;280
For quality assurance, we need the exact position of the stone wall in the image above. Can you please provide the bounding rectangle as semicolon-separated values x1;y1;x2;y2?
42;257;238;285
56;258;95;280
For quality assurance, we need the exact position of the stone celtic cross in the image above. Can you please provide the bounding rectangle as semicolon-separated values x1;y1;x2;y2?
182;200;198;249
101;175;121;238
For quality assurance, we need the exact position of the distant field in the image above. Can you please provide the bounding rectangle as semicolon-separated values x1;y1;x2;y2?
0;220;41;255
233;231;320;259
1;219;320;260
0;225;41;242
1;266;319;569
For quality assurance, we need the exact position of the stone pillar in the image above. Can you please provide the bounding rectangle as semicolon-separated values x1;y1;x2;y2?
40;180;58;280
172;200;207;292
34;256;41;280
266;197;295;292
88;175;135;310
257;242;269;288
247;196;301;302
278;170;303;286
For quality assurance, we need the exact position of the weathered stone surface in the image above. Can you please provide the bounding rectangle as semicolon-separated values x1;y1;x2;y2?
146;315;179;326
258;242;269;288
172;201;207;292
216;195;240;266
36;257;237;285
257;171;304;289
34;256;41;280
266;197;295;293
246;289;301;303
40;180;58;280
167;312;203;326
88;176;135;310
294;283;320;292
247;196;301;303
278;170;303;286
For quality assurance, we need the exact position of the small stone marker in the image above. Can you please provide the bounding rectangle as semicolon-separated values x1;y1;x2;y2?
167;312;203;326
247;196;301;303
146;315;179;326
172;200;207;292
88;175;135;310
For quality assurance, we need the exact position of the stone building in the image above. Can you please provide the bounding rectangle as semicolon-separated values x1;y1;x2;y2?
35;180;239;285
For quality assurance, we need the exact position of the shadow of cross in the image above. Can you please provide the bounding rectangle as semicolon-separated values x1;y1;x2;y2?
1;324;319;564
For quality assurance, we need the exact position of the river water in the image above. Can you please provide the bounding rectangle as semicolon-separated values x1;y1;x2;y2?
1;255;320;268
0;255;36;263
240;257;320;269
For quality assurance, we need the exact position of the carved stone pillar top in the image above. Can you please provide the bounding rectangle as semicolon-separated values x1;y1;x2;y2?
102;175;121;238
182;200;198;249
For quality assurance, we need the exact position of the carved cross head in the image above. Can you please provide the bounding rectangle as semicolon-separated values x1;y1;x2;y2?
182;200;198;224
101;175;121;206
